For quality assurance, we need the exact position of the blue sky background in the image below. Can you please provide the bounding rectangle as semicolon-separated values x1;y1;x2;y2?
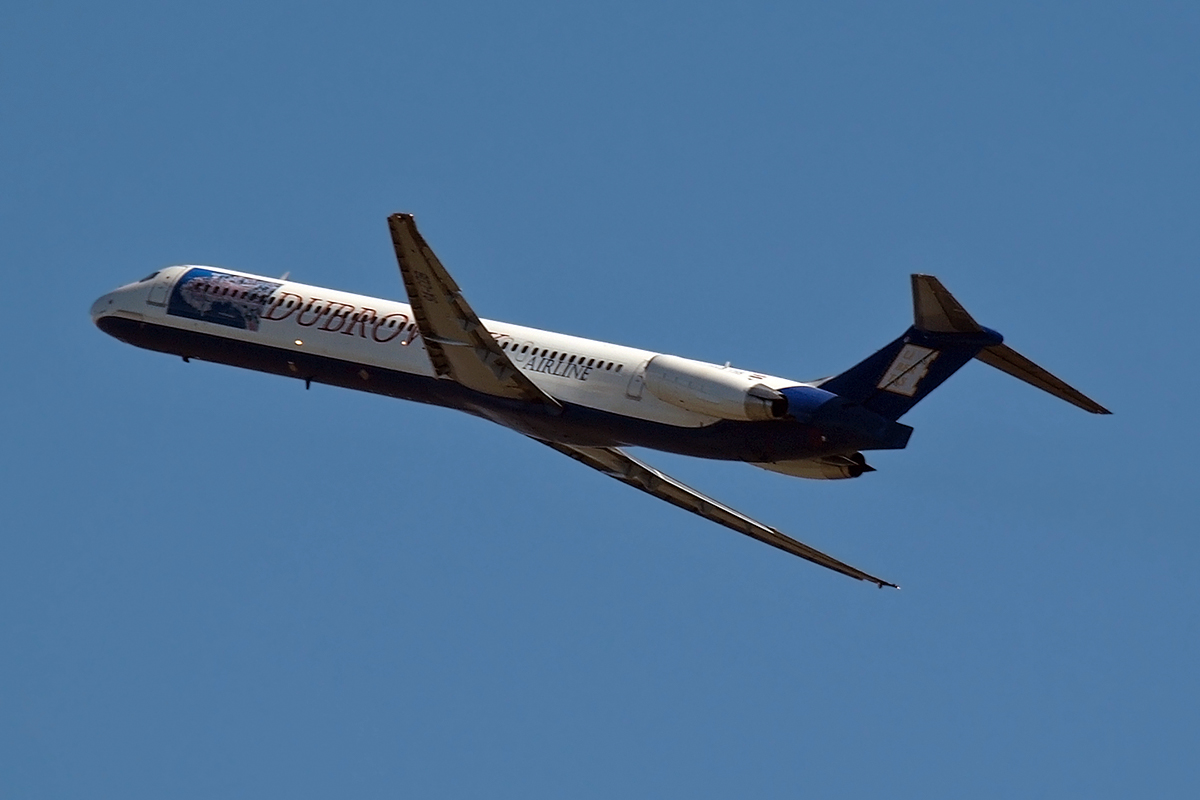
3;1;1198;796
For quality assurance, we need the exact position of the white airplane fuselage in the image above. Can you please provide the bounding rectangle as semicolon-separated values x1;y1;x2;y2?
92;265;892;474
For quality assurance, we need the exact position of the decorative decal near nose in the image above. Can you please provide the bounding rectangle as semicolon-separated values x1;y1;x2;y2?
877;344;939;397
167;268;282;331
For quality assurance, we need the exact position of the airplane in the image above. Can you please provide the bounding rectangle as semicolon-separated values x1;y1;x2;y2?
91;213;1109;588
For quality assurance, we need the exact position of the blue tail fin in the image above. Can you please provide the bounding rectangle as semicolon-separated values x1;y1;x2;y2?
818;328;1000;420
818;275;1109;420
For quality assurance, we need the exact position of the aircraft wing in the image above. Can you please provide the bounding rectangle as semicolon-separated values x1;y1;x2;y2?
538;440;898;588
388;213;560;410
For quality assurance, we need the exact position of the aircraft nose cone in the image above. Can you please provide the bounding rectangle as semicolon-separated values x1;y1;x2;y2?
90;292;116;323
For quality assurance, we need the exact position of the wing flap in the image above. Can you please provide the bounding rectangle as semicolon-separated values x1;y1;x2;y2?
540;441;897;588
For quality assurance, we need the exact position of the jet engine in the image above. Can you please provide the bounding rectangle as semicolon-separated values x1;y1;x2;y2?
642;355;840;423
643;355;788;421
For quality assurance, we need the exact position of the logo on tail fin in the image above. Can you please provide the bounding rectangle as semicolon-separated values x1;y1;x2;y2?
877;344;939;397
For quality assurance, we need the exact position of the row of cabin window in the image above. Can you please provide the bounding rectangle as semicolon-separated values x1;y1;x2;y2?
497;340;623;372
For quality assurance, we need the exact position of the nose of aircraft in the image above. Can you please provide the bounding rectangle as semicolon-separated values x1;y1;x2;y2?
90;292;117;324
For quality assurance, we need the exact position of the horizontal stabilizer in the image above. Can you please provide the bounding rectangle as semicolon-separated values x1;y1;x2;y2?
975;344;1111;414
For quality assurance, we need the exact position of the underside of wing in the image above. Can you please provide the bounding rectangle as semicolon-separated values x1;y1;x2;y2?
538;440;898;588
388;213;560;410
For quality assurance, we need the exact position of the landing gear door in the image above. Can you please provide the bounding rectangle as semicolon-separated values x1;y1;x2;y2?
146;271;174;307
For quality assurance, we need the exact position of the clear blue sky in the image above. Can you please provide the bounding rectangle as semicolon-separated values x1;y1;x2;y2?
3;1;1198;797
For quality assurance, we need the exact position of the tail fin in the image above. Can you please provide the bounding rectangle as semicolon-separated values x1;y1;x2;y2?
818;275;1110;420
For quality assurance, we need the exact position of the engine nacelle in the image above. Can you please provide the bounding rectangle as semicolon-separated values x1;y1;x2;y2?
643;355;788;421
753;453;875;480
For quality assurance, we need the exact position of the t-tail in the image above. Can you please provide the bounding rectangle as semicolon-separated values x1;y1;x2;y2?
818;275;1111;421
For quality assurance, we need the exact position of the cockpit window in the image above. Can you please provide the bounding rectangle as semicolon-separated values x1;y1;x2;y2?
138;271;160;282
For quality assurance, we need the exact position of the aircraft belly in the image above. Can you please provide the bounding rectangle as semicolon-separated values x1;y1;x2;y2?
477;401;830;462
